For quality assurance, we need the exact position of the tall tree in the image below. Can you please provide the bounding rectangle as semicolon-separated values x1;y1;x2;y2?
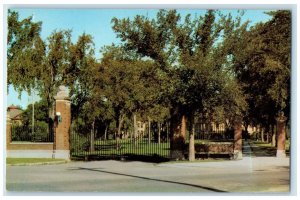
230;10;291;143
111;10;247;160
97;45;167;147
65;33;97;120
7;10;45;95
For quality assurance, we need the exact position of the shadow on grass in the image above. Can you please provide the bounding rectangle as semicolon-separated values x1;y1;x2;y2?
68;167;227;192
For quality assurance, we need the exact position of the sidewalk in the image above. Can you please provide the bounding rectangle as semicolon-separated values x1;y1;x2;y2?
243;140;277;157
158;140;290;172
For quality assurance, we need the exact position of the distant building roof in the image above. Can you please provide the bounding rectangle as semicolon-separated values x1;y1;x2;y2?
7;105;23;120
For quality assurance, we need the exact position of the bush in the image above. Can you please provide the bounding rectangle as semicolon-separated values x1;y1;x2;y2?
32;121;51;142
11;121;52;142
82;141;91;151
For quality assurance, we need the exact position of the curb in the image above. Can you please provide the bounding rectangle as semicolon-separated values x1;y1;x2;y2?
7;160;69;166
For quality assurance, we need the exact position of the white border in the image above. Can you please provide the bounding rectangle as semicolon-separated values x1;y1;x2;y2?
1;1;299;199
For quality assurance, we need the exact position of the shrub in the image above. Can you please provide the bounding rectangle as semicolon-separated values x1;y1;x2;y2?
11;121;52;142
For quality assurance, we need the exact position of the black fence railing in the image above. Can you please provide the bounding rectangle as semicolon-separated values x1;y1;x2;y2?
194;123;233;140
11;123;54;143
71;124;171;162
70;122;232;161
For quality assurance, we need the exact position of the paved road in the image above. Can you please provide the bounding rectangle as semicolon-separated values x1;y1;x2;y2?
6;141;290;194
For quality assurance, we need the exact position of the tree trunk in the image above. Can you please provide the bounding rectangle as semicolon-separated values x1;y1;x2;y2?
130;126;133;141
271;124;276;147
90;119;95;152
261;127;265;142
104;123;108;140
133;114;137;147
234;117;243;160
181;115;186;140
243;121;248;140
266;128;269;144
188;115;195;161
158;122;161;144
148;117;151;145
116;114;124;149
166;121;170;137
170;113;185;160
48;102;55;142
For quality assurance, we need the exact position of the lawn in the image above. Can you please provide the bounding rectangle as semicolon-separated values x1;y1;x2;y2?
71;137;234;159
72;138;171;157
253;140;290;150
6;158;66;165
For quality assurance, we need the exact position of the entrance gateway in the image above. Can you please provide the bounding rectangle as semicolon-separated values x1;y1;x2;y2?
59;86;231;161
6;85;235;161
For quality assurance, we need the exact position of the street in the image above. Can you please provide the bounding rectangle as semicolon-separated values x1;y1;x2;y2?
6;155;290;193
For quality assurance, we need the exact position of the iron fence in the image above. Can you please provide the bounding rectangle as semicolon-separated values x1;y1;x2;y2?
11;123;54;143
70;126;171;161
70;121;231;161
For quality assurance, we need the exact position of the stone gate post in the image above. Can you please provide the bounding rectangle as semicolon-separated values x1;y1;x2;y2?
54;86;71;160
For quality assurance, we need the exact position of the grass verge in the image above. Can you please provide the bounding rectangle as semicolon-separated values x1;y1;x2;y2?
6;158;66;165
252;140;290;150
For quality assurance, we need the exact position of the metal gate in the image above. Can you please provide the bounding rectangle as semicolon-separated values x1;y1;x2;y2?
70;123;171;162
70;121;229;161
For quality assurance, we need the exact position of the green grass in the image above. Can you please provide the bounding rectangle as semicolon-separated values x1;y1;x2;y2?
194;139;233;143
71;138;234;158
6;158;66;165
253;140;290;150
72;139;170;157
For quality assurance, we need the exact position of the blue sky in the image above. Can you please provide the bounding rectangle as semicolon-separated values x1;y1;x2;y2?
7;8;273;109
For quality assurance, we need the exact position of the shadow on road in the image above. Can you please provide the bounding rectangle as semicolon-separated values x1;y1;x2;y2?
68;167;228;193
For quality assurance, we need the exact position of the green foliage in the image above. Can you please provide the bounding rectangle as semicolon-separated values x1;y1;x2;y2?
7;10;45;95
38;30;72;109
11;121;49;142
22;98;49;126
99;46;164;117
230;10;291;127
8;10;291;148
112;9;248;127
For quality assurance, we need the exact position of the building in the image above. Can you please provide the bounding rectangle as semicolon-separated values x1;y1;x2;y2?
7;105;23;125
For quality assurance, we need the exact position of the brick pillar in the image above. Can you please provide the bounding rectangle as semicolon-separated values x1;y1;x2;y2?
54;86;71;160
276;111;287;158
233;117;243;160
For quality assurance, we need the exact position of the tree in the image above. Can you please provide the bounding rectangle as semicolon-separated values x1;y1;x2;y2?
7;10;44;95
22;98;49;126
65;33;97;120
98;45;161;147
230;10;291;144
111;10;247;160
